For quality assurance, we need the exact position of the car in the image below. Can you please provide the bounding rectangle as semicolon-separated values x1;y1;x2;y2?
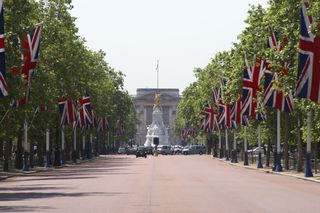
173;145;183;154
145;146;153;155
157;145;173;155
182;145;206;155
117;147;126;154
136;146;147;158
126;147;137;155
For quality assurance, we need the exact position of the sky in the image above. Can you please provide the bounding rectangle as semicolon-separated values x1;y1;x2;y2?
70;0;269;95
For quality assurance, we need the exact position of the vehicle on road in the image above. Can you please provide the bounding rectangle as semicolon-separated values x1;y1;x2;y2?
173;145;183;154
117;147;126;154
145;146;153;155
126;147;137;155
182;145;206;155
157;145;173;155
136;146;147;158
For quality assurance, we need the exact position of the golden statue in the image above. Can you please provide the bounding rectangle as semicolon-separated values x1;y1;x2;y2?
153;93;162;110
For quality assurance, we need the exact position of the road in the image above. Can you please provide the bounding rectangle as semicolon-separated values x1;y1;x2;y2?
0;155;320;213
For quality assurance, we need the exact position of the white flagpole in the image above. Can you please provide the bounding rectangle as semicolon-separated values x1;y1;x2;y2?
305;111;313;177
225;129;229;160
275;109;282;171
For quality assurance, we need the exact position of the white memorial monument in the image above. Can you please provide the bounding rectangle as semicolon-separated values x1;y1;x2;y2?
144;93;169;146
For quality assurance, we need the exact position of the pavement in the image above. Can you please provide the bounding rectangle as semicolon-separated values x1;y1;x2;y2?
215;156;320;184
0;157;99;181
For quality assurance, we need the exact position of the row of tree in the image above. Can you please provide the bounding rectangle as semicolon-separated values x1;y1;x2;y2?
0;0;136;169
174;0;320;172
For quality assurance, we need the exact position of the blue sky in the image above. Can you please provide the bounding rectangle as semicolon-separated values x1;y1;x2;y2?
70;0;268;95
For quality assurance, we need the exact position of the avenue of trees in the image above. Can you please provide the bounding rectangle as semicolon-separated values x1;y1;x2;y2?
174;0;320;172
0;0;136;170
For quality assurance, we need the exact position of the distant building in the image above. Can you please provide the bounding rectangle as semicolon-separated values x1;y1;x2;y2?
133;88;180;145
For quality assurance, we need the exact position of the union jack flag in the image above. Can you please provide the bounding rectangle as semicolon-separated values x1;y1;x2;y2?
58;97;76;126
73;109;85;129
97;117;109;132
295;1;320;103
231;96;249;128
213;87;221;105
242;58;265;118
264;28;294;113
87;110;97;129
204;102;219;131
79;96;93;126
11;23;43;106
0;0;8;97
218;78;232;129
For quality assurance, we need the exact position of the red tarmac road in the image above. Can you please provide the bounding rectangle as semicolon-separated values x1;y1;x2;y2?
0;155;320;213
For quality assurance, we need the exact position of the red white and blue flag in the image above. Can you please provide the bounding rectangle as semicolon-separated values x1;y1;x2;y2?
295;1;320;103
218;78;232;129
73;109;85;129
79;96;93;126
58;97;76;126
11;23;43;106
0;0;8;97
202;102;219;132
97;117;109;132
264;28;294;113
242;58;265;119
231;96;249;128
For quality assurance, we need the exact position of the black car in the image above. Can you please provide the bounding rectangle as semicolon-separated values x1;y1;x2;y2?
136;146;147;158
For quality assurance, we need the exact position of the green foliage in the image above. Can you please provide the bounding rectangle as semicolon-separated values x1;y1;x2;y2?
0;0;136;143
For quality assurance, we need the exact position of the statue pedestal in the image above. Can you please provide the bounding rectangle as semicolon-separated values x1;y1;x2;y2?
144;106;169;146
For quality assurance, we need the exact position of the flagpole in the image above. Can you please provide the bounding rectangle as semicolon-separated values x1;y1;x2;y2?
61;126;65;165
22;120;29;171
305;111;313;177
45;128;51;168
244;126;249;165
72;127;77;163
218;130;222;158
232;129;238;163
257;124;263;168
156;60;159;89
0;109;10;125
275;109;282;172
225;129;229;161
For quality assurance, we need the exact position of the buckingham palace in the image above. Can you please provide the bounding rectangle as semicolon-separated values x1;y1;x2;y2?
132;88;181;145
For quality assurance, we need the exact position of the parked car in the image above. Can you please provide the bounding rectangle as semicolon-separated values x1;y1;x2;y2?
173;145;183;154
126;147;137;155
136;146;147;158
145;146;153;155
182;145;206;155
118;147;126;154
157;145;173;155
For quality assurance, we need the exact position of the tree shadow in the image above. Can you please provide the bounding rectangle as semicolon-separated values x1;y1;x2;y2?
0;205;55;212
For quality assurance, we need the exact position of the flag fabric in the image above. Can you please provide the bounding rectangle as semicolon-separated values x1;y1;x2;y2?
58;97;76;126
87;110;97;129
97;117;109;132
73;109;85;129
231;97;249;128
79;96;93;126
295;1;320;103
264;28;294;113
218;78;232;129
213;87;221;105
0;0;8;97
242;58;265;119
11;23;43;106
200;102;211;132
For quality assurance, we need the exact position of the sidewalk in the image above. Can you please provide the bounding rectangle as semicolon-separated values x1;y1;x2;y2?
214;157;320;184
0;157;99;181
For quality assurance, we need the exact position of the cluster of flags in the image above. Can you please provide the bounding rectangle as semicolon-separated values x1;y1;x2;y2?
197;0;320;135
199;33;293;134
181;126;197;138
58;96;109;133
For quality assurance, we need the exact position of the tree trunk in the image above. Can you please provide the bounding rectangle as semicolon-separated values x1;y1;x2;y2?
297;112;303;172
284;113;289;170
